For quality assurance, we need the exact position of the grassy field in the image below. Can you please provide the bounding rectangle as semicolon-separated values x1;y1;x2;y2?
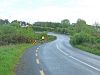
0;44;33;75
75;43;100;56
0;22;57;75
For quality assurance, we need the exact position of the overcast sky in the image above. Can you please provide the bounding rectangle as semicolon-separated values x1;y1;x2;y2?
0;0;100;24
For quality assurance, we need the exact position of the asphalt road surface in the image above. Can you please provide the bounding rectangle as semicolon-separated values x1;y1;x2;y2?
16;33;100;75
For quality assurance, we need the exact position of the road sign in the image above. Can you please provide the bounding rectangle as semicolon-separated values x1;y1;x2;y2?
42;36;45;40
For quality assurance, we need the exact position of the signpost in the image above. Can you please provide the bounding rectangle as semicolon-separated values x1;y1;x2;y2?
42;36;45;40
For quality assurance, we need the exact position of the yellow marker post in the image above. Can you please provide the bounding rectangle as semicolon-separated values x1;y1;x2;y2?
42;36;45;40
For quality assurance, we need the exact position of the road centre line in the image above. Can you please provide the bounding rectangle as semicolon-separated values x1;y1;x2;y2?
36;50;38;53
35;53;38;56
40;70;45;75
36;58;40;64
37;47;39;49
56;44;100;72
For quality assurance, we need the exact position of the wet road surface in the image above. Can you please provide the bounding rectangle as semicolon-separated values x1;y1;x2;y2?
16;33;100;75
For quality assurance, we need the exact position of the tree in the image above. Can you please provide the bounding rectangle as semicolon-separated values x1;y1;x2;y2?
61;19;70;28
11;20;20;28
4;19;9;24
94;22;100;32
76;19;86;26
70;32;95;45
0;19;5;25
0;19;9;25
74;19;87;33
11;20;18;23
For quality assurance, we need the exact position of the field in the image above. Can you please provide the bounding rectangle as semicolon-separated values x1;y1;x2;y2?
0;22;56;75
0;44;33;75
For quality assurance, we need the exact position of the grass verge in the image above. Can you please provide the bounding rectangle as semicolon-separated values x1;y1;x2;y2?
74;43;100;56
0;44;33;75
0;35;56;75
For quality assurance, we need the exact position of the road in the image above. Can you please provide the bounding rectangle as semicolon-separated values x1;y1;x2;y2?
16;33;100;75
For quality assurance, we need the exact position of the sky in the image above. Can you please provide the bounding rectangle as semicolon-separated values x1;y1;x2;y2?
0;0;100;24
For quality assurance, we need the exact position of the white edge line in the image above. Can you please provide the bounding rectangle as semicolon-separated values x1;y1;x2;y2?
69;56;100;72
56;44;100;72
56;44;69;56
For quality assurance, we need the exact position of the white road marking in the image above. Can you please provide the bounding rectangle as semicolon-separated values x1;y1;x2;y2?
35;53;38;56
40;70;45;75
56;44;100;72
69;56;100;72
37;48;39;49
36;59;40;64
56;45;69;56
36;50;38;53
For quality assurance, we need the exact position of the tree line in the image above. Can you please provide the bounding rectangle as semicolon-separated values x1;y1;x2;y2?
0;19;51;46
33;19;100;55
33;19;70;34
0;18;100;55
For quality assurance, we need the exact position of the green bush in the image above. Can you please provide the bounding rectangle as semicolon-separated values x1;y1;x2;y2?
96;37;100;43
75;44;100;55
96;39;100;43
0;25;34;45
70;32;95;45
0;24;53;46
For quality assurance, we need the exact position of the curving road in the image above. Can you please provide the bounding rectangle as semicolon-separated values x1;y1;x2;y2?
16;33;100;75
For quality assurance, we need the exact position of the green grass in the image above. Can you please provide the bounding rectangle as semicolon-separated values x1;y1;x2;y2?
0;25;52;45
0;36;56;75
0;23;56;75
75;43;100;56
0;44;33;75
47;35;57;42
